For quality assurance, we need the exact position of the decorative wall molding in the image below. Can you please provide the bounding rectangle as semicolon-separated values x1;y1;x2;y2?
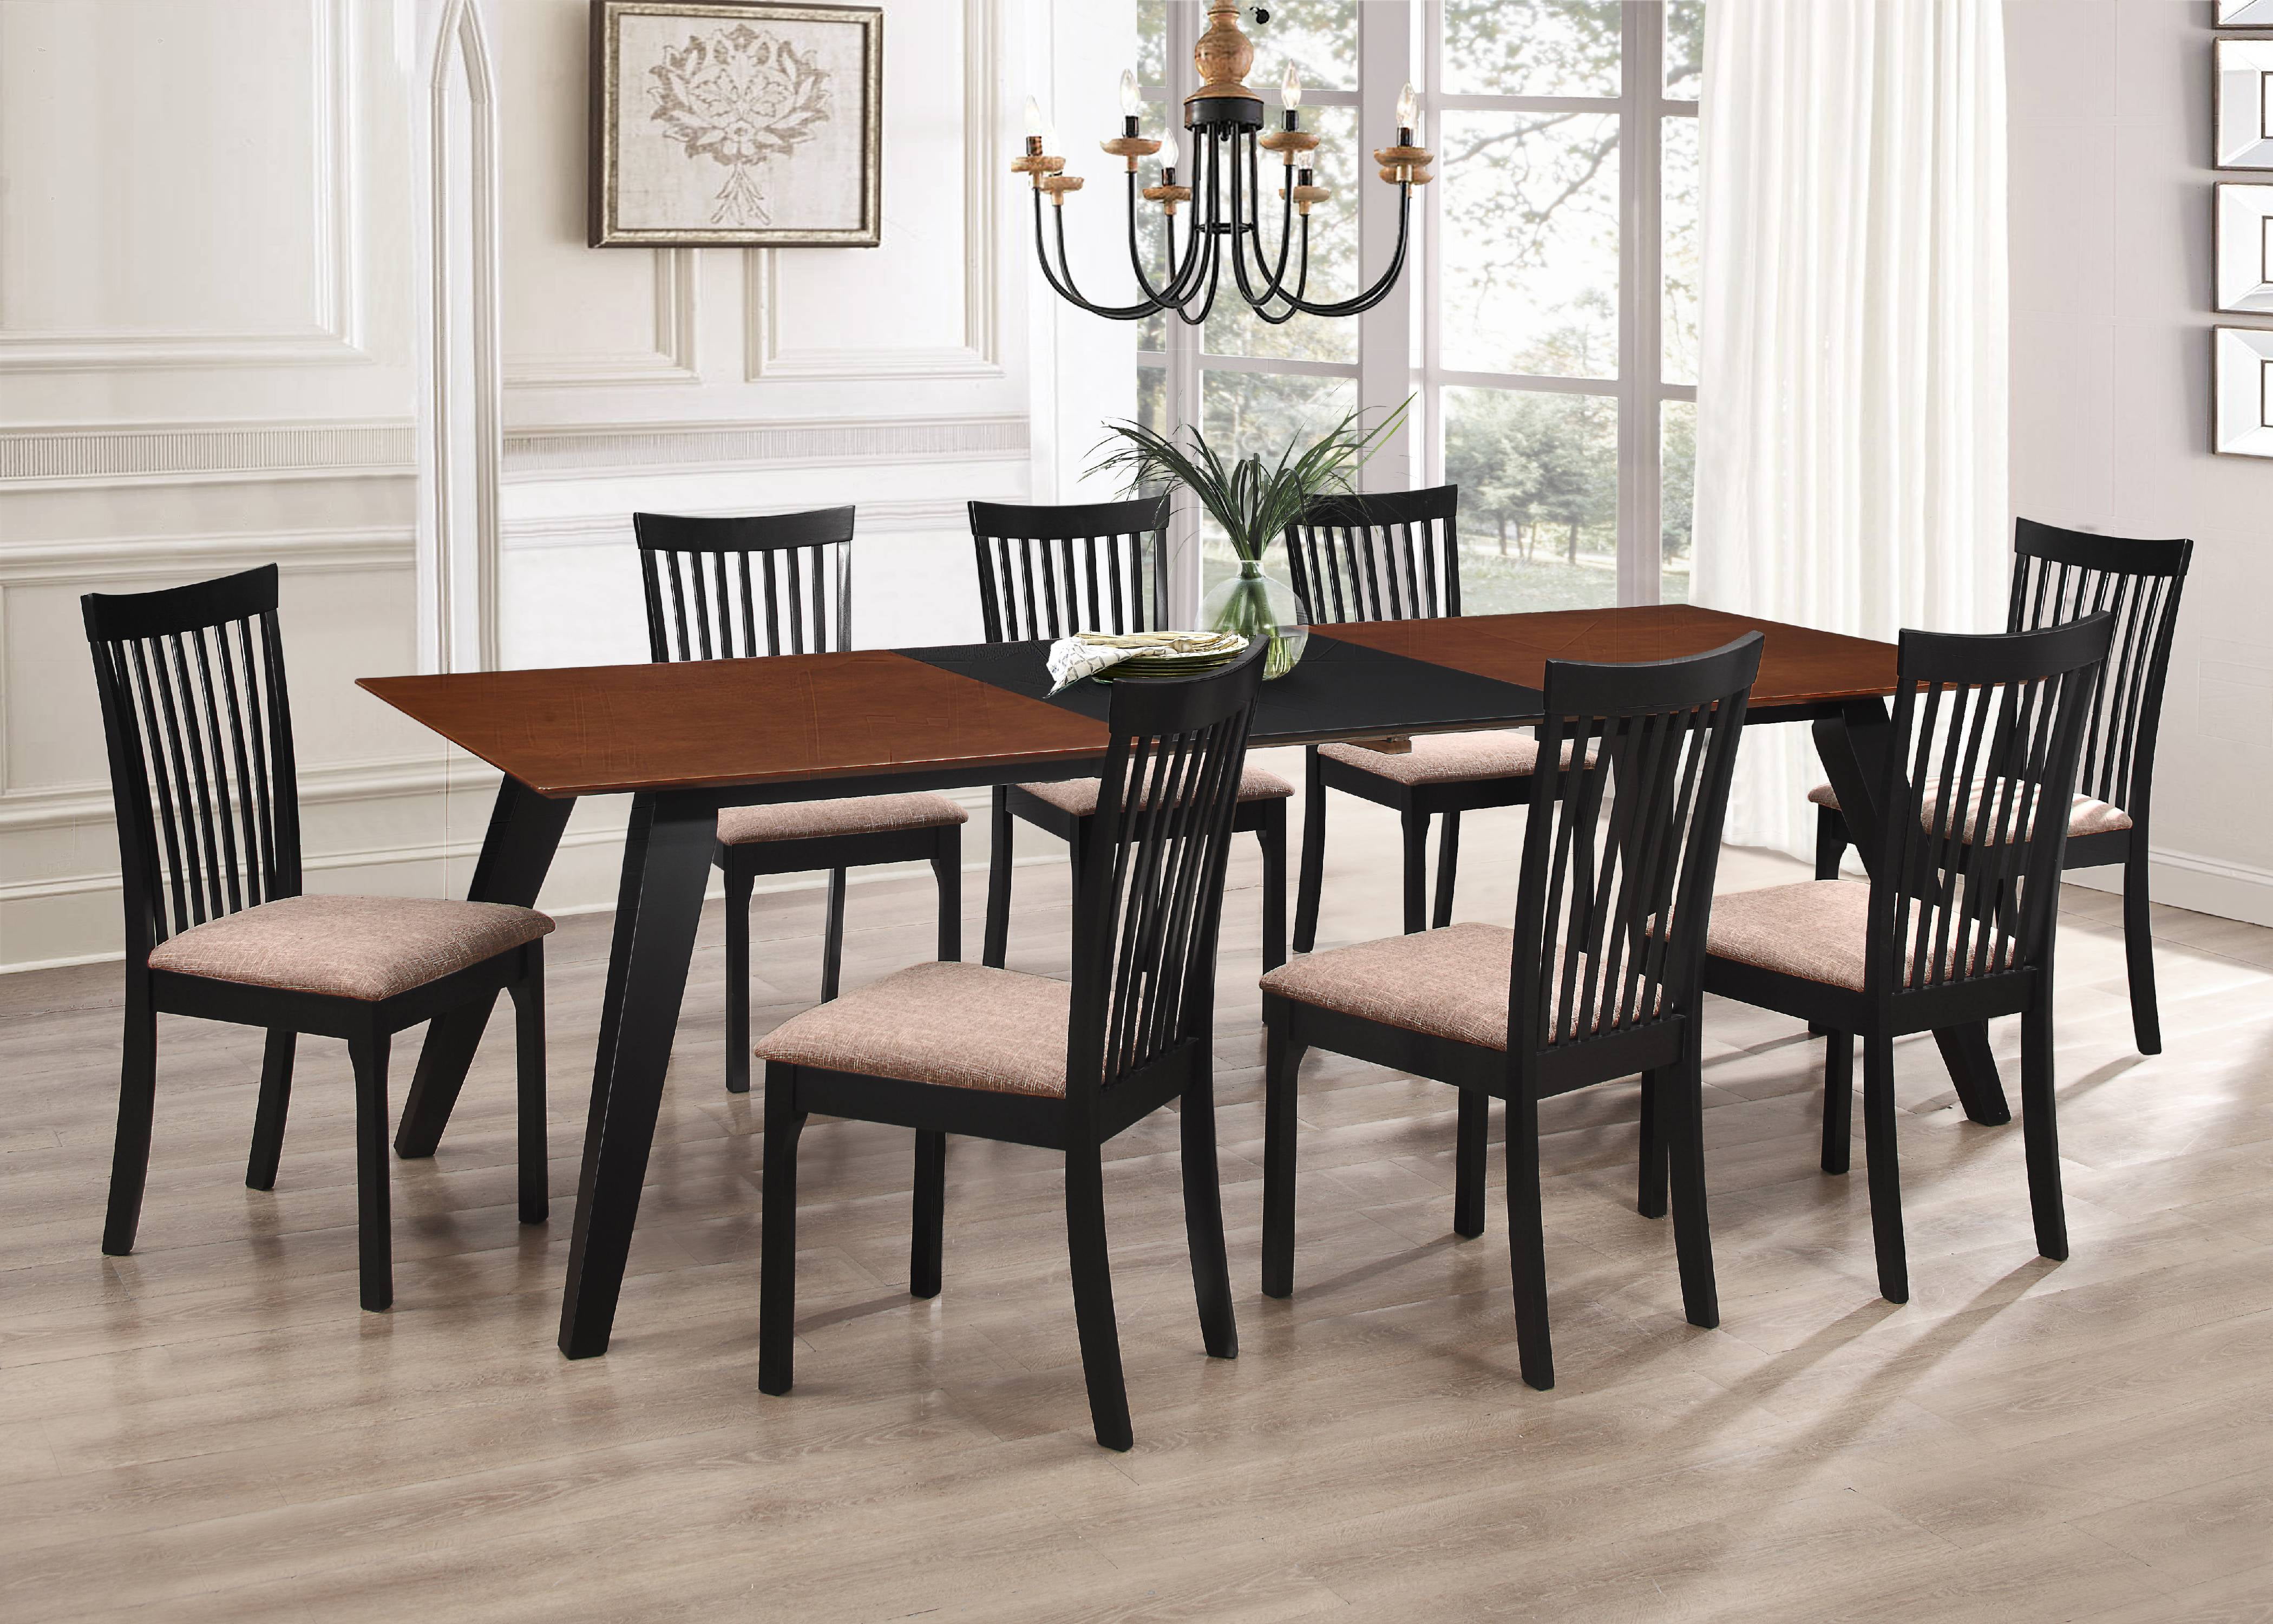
0;421;416;489
2068;842;2273;931
502;414;1029;479
505;249;702;388
0;525;413;587
504;497;976;551
0;0;368;374
0;752;454;836
745;0;1003;382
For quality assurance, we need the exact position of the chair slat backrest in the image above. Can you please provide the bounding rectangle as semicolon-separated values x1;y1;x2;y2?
1283;486;1461;625
1065;644;1266;1099
968;496;1170;642
633;507;856;661
82;565;302;960
1512;634;1762;1055
2007;519;2191;818
1871;615;2117;999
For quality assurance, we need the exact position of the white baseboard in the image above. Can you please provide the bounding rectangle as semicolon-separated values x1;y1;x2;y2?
2065;843;2273;929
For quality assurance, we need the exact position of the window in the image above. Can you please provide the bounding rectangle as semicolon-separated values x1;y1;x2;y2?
1134;1;1700;614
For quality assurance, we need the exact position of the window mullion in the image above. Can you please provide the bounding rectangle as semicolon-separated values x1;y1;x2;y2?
1616;1;1665;607
1164;0;1202;619
1355;1;1417;494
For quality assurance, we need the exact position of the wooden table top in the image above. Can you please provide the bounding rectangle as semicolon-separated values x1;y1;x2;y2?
361;606;1900;800
1314;605;1899;713
359;649;1112;800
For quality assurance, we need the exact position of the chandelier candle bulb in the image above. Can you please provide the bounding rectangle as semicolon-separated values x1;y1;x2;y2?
1120;68;1142;117
1024;95;1045;138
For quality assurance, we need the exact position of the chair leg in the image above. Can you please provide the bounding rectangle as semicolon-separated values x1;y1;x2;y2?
1665;1043;1719;1330
1862;1034;1908;1304
2122;845;2161;1056
349;1031;393;1313
1400;809;1429;935
1813;804;1848;881
245;1028;296;1192
1431;809;1462;929
1179;1069;1239;1359
1293;746;1327;955
933;826;962;964
510;954;548;1225
1821;1031;1854;1175
983;787;1014;968
1261;1020;1307;1298
758;1065;808;1396
1065;1147;1134;1451
101;992;160;1256
2020;1001;2069;1262
819;867;849;1003
1635;1068;1668;1220
1505;1086;1554;1390
723;866;756;1096
1257;803;1288;973
1455;1088;1488;1237
911;1129;945;1299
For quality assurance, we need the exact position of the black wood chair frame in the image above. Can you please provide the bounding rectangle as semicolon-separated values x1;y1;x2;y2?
1813;519;2192;1055
1722;614;2118;1304
85;565;546;1312
969;495;1286;973
758;644;1265;1450
1282;486;1530;949
636;506;962;1093
1263;633;1765;1390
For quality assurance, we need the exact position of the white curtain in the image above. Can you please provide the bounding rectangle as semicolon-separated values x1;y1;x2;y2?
1692;0;2009;860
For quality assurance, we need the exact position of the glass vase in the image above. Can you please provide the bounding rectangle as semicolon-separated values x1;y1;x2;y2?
1201;559;1309;680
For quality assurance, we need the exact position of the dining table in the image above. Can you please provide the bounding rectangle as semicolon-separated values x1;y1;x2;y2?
360;604;2008;1360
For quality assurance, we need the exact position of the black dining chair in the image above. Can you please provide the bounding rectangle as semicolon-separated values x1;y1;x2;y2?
1284;486;1564;951
753;642;1266;1450
1708;614;2117;1303
1260;633;1764;1391
635;507;967;1095
968;495;1292;972
83;565;551;1312
1809;520;2192;1054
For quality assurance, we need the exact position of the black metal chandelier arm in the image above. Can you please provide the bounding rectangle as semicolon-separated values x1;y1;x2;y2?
1238;130;1302;302
1031;190;1160;322
1123;172;1208;310
1239;217;1313;326
1224;137;1309;324
1262;185;1416;318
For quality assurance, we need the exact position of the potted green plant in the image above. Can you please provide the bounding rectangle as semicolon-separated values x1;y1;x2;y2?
1088;401;1410;679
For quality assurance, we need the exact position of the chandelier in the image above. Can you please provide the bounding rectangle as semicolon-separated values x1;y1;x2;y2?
1014;2;1433;325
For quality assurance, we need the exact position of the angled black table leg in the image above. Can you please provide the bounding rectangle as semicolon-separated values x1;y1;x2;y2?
1812;701;2012;1127
558;791;717;1359
395;775;575;1157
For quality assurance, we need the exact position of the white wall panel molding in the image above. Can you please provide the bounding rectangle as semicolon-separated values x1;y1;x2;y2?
0;0;367;374
504;497;972;550
0;753;458;836
0;421;415;490
505;250;702;388
503;415;1029;480
0;525;412;588
745;0;1003;382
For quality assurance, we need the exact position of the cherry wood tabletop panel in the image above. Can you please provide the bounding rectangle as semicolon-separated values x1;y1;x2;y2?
1314;605;1899;713
358;649;1112;799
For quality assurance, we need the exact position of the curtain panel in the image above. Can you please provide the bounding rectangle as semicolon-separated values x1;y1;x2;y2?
1693;0;2009;859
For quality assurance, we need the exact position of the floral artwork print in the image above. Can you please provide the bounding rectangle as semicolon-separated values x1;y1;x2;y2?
647;24;834;226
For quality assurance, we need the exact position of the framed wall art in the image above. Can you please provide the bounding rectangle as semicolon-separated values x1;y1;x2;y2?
2215;325;2273;456
2217;38;2273;169
589;0;882;248
2216;182;2273;312
2219;0;2273;25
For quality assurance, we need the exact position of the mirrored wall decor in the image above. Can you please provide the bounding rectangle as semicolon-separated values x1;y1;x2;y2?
2218;40;2273;168
2216;183;2273;312
2215;326;2273;456
2219;0;2273;25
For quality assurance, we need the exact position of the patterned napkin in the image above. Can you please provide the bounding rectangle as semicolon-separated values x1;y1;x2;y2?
1046;630;1248;693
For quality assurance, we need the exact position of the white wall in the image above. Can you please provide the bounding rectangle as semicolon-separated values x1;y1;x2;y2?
2007;0;2273;925
0;0;1136;973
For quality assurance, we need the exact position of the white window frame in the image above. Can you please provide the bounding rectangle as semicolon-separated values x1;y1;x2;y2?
1136;1;1698;615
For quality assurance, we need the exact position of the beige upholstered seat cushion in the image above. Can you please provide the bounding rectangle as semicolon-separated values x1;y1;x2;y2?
1259;922;1657;1050
146;894;553;1002
1017;763;1294;818
1319;730;1546;787
753;960;1070;1097
1705;880;2015;991
717;791;966;847
1806;780;2133;840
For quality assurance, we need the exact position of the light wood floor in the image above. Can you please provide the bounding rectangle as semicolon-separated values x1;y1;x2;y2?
5;745;2272;1622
